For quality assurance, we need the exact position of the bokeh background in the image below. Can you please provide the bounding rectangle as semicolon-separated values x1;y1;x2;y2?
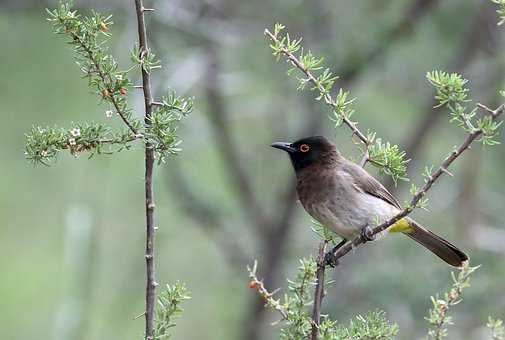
1;0;504;339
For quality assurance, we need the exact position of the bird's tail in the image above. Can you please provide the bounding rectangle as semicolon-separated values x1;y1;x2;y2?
401;218;469;267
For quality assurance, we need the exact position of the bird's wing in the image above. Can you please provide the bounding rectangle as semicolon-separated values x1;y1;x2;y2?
342;160;402;209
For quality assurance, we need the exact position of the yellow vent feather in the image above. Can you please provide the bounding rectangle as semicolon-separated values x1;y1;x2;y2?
388;218;414;233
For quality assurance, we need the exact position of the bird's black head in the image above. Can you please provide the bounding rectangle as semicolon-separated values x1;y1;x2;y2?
271;136;339;172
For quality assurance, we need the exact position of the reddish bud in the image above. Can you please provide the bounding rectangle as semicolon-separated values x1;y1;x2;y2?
99;22;109;32
248;281;258;289
119;88;127;96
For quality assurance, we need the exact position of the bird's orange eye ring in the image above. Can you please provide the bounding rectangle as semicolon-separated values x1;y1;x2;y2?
300;144;310;152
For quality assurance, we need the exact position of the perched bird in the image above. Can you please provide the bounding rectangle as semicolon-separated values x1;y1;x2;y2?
271;135;468;267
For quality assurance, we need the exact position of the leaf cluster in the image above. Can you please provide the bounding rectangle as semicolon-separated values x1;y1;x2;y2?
488;316;505;340
268;23;339;109
152;282;191;340
367;138;409;185
278;258;317;339
425;263;479;339
146;90;194;164
492;0;505;25
319;310;399;340
427;71;502;146
131;44;161;73
330;89;356;127
25;123;136;165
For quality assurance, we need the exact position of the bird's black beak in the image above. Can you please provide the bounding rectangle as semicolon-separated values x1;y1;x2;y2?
270;141;296;153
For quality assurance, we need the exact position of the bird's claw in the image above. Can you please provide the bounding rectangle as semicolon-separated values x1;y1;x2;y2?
360;225;375;242
324;251;339;267
323;239;347;267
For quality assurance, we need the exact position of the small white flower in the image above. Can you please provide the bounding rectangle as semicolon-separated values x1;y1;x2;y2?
115;74;123;81
41;150;48;157
68;138;76;146
105;110;113;118
70;128;81;137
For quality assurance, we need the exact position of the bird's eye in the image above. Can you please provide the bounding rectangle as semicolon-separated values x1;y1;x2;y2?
300;144;310;152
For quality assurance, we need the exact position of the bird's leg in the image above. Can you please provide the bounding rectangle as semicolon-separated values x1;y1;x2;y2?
324;238;347;267
360;224;375;242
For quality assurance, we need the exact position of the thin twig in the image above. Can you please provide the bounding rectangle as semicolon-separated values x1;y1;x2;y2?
61;134;142;150
310;241;327;340
247;261;289;320
426;263;478;339
134;1;157;339
326;103;504;265
477;102;497;114
359;150;369;167
264;29;371;149
69;33;138;135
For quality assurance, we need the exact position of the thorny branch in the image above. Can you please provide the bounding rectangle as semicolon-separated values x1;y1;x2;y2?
310;241;327;340
426;263;478;339
32;3;193;338
264;28;371;149
247;261;289;320
134;1;157;339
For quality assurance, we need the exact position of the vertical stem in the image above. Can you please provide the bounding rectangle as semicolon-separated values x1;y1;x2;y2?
310;241;327;340
134;1;156;339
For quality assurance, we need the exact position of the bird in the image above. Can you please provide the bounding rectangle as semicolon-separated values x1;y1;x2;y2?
271;135;469;267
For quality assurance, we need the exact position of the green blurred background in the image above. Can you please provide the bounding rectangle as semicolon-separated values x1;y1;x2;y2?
1;0;504;339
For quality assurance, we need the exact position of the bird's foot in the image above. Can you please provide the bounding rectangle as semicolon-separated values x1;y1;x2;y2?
324;252;339;267
323;239;347;267
360;225;375;243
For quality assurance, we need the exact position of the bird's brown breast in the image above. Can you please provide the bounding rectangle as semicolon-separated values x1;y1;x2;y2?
296;164;341;224
295;164;368;238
